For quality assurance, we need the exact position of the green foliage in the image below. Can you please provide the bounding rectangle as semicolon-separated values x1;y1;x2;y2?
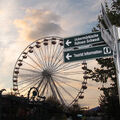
46;96;61;106
68;103;81;113
92;0;120;32
99;87;120;118
86;58;116;83
45;96;65;111
67;103;83;120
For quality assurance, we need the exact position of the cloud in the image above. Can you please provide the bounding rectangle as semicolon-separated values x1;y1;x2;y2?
14;9;63;41
57;0;103;37
0;10;3;14
0;0;108;107
14;0;104;39
0;40;29;90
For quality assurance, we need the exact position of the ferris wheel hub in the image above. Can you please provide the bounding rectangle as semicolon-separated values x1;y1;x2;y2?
42;70;52;77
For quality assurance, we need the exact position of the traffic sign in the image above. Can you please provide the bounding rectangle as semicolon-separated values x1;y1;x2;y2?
64;31;105;48
64;45;113;63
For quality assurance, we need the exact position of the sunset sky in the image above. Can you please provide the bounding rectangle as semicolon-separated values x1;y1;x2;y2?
0;0;118;108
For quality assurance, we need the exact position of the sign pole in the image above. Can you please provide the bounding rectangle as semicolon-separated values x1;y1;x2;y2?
113;25;120;103
100;3;120;104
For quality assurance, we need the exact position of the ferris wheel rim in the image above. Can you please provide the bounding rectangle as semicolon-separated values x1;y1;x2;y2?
12;36;88;105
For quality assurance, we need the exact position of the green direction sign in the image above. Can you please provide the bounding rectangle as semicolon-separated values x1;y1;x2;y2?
64;45;113;63
64;31;105;48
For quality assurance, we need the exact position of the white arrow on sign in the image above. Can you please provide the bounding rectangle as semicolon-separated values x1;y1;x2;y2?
66;53;72;60
65;40;72;46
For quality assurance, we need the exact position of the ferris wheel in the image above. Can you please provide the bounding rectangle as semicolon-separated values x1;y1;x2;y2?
12;36;88;105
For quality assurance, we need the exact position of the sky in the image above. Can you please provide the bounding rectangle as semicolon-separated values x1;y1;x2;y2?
0;0;118;108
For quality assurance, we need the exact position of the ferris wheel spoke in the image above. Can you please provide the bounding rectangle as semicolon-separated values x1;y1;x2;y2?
44;45;48;67
20;68;41;74
48;57;63;72
19;78;40;94
40;80;49;97
33;48;45;69
19;79;37;86
54;57;63;67
50;77;65;105
23;61;41;71
45;45;50;68
47;45;54;68
19;73;41;78
55;63;69;71
37;77;45;90
55;71;83;75
43;45;48;68
51;54;63;70
45;81;49;96
52;46;63;64
27;54;42;70
47;41;54;68
50;46;63;67
48;79;58;99
53;74;82;83
63;62;82;68
54;79;75;99
47;44;53;68
49;43;58;66
39;47;48;69
49;43;60;67
37;78;49;94
19;80;35;86
20;81;39;95
41;45;49;68
52;76;80;91
18;76;41;85
19;76;41;86
41;43;48;68
46;44;52;69
59;63;82;71
56;62;82;72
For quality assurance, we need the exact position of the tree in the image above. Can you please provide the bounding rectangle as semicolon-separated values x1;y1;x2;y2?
45;96;67;120
92;0;120;32
67;103;83;120
85;0;120;119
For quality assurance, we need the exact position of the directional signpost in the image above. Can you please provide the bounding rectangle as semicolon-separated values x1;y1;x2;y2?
63;31;113;63
64;31;105;49
64;45;112;62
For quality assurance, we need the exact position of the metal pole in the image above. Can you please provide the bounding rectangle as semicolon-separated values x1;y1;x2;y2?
113;25;120;104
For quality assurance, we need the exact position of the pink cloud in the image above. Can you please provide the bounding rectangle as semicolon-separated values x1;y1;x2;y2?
14;9;63;41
